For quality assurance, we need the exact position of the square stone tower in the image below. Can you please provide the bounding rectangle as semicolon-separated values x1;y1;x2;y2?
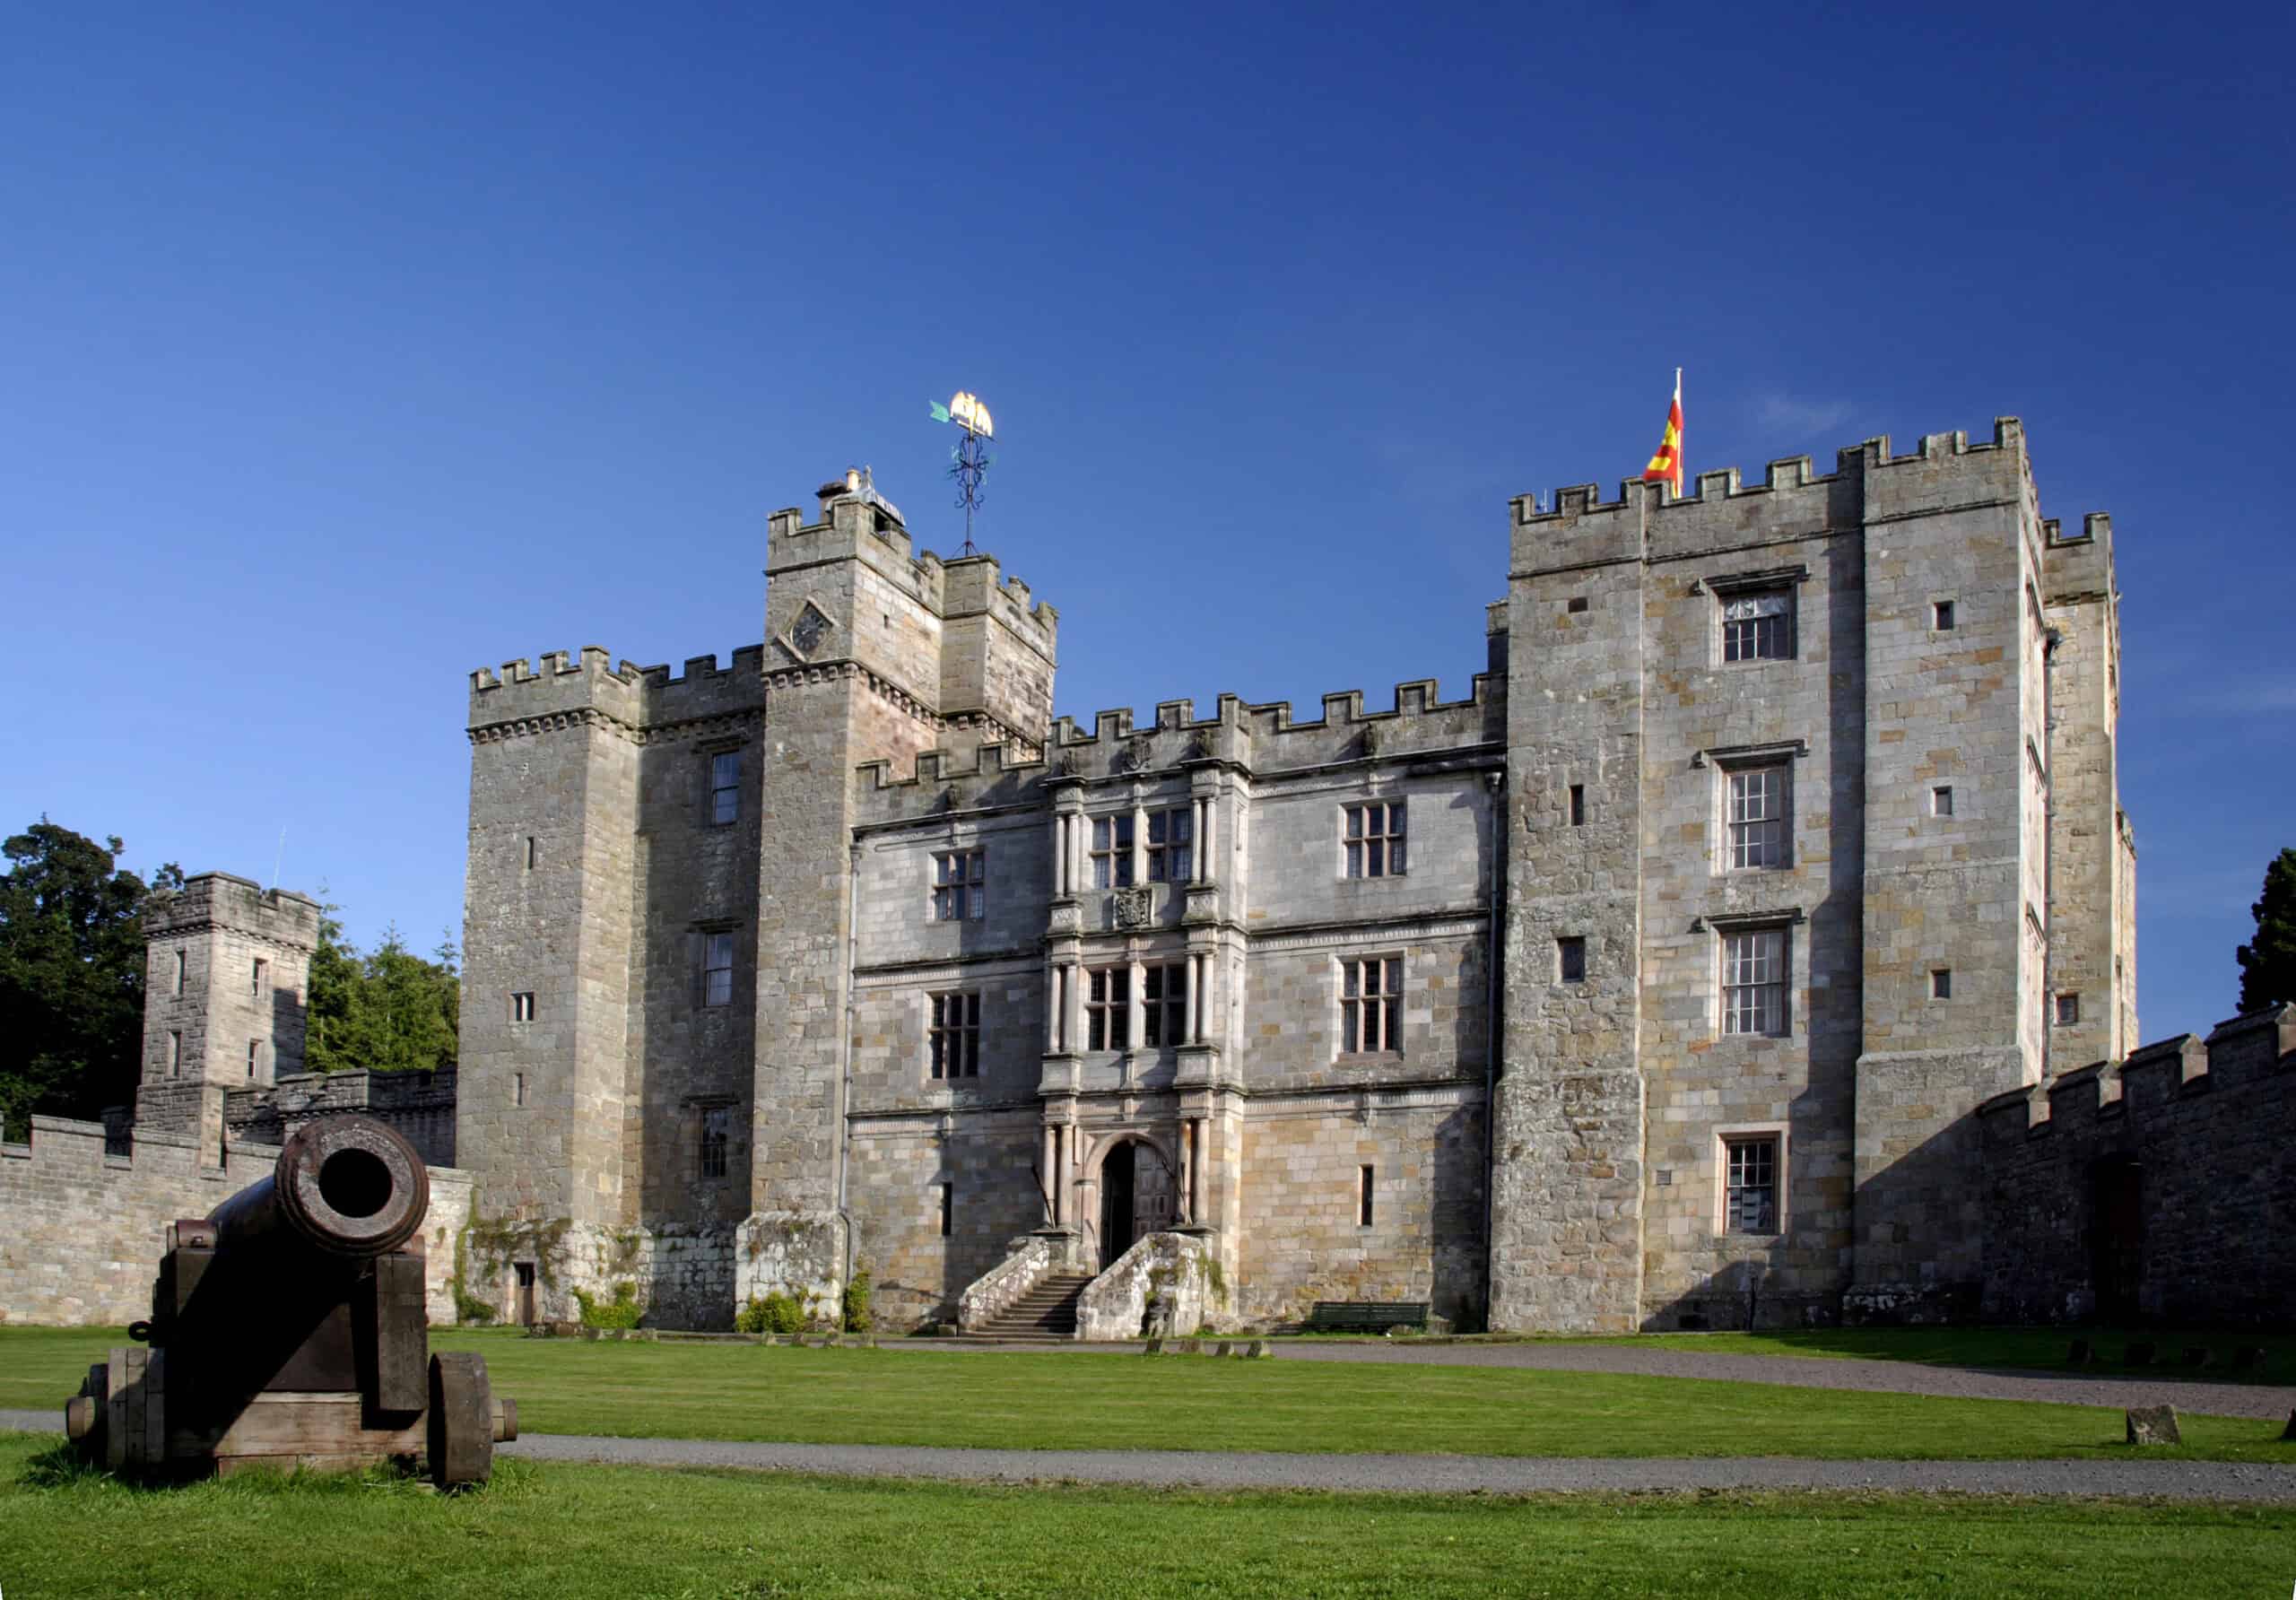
136;873;319;1155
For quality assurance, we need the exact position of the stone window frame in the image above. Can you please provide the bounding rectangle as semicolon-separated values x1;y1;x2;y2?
1144;807;1194;884
1723;763;1791;872
1557;935;1587;984
1358;1163;1376;1229
169;1030;183;1075
1091;813;1136;888
1932;598;1957;632
2056;992;2081;1028
1341;799;1408;880
246;1039;260;1079
700;926;737;1009
706;744;744;827
172;949;187;996
933;848;987;921
1693;741;1807;875
1698;909;1803;1040
1715;1122;1789;1237
1336;952;1405;1056
699;1103;733;1180
1084;964;1132;1051
928;989;982;1079
509;990;537;1024
1692;564;1810;667
1930;784;1954;818
251;958;268;998
1141;960;1188;1049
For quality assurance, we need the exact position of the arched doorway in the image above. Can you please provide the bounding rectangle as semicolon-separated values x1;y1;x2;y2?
1099;1141;1136;1272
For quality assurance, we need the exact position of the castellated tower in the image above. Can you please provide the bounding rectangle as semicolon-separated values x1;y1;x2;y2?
137;874;319;1157
1491;421;2132;1331
744;476;1057;1313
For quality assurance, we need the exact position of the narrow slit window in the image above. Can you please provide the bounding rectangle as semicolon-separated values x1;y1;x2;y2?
1558;936;1587;984
1569;784;1585;827
1933;600;1956;631
251;958;268;997
1358;1165;1375;1227
1931;969;1952;1000
525;836;537;871
169;1030;183;1076
247;1039;259;1078
511;991;536;1023
514;1072;526;1107
2056;992;2080;1027
1931;785;1954;817
940;1181;953;1239
173;950;187;996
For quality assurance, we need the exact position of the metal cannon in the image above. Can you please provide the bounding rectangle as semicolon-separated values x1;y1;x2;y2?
64;1115;516;1486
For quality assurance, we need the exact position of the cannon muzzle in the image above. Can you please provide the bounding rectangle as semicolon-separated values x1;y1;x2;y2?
205;1116;430;1258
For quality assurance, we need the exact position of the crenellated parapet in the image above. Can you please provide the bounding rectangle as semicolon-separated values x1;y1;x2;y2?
1978;1009;2296;1143
849;672;1504;828
468;644;765;744
1508;418;2035;571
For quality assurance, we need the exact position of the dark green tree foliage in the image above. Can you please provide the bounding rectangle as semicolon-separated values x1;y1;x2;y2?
0;822;181;1138
306;892;458;1075
2236;848;2296;1013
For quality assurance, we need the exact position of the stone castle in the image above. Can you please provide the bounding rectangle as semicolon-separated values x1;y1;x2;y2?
10;417;2292;1335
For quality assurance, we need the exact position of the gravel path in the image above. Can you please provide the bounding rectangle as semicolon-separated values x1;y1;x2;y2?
7;1409;2293;1500
885;1338;2296;1423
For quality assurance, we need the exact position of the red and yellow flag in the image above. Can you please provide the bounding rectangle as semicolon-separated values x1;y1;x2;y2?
1642;369;1683;496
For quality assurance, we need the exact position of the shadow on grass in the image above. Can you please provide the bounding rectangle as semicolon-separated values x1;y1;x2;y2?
13;1437;537;1500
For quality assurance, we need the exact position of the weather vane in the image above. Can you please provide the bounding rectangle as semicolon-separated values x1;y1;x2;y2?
928;389;996;554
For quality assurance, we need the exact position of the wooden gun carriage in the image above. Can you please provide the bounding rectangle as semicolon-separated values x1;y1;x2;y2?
63;1115;515;1486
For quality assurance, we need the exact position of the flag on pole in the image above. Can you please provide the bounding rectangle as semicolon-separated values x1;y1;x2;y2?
1642;369;1683;496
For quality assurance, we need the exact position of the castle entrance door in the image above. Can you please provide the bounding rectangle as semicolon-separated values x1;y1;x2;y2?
1099;1142;1136;1272
515;1262;537;1326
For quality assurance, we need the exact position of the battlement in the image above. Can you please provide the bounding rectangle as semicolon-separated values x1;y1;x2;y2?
1509;418;2031;570
2042;511;2118;604
851;673;1505;825
1976;1005;2296;1143
143;872;320;950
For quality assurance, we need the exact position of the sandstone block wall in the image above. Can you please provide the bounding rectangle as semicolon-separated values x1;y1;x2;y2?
0;1116;473;1327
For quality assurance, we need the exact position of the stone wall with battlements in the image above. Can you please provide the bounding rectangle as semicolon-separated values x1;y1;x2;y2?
0;1116;474;1327
1977;1008;2296;1326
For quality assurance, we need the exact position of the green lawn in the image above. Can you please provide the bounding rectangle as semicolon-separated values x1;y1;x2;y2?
9;1326;2294;1464
1526;1326;2296;1383
3;1433;2293;1600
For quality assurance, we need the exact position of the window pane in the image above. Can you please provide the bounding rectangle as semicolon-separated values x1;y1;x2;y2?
1148;812;1167;844
1343;1007;1358;1052
1345;841;1361;877
1115;816;1134;846
1093;818;1109;849
1366;839;1383;876
1346;807;1363;839
1344;962;1360;997
1384;957;1401;993
1389;804;1405;834
1390;839;1405;874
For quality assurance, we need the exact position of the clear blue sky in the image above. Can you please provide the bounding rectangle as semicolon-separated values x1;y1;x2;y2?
4;2;2288;1043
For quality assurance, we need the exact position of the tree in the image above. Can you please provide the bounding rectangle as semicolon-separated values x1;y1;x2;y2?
2236;847;2296;1014
0;821;181;1138
304;891;458;1075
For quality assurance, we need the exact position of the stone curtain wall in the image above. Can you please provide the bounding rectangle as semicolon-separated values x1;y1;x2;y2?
226;1070;458;1168
0;1116;474;1327
1978;1007;2296;1326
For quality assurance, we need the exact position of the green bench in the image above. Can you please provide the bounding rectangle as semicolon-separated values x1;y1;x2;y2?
1304;1300;1431;1334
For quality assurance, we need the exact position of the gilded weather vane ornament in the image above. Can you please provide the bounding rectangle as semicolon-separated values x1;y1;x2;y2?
928;389;996;554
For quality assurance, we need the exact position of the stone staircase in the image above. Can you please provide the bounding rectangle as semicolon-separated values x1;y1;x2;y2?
970;1271;1095;1340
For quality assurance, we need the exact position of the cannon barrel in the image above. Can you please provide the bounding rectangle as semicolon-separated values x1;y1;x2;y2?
205;1115;429;1258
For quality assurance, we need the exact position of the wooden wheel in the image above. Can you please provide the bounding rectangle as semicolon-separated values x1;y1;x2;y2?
427;1352;494;1489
